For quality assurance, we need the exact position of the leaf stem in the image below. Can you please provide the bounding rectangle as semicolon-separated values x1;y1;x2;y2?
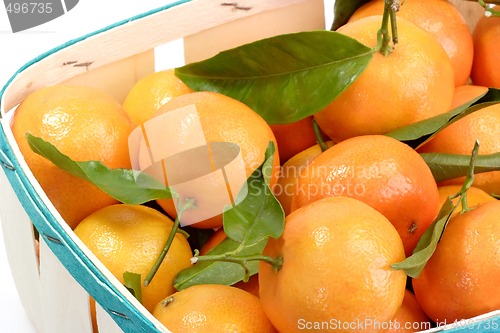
192;249;283;281
478;0;500;17
455;140;480;214
144;198;196;286
374;1;393;55
389;7;399;46
312;119;329;152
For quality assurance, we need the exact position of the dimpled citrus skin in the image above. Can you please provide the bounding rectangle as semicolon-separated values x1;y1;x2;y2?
314;16;454;143
350;0;474;86
152;91;280;229
449;85;488;110
385;290;431;333
471;10;500;88
74;204;192;312
437;185;496;217
259;196;407;333
270;116;317;163
418;102;500;195
293;135;440;257
153;284;276;333
122;69;193;126
412;201;500;322
274;143;326;216
11;85;133;228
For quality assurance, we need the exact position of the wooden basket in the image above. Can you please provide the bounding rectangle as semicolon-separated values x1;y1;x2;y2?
0;1;498;332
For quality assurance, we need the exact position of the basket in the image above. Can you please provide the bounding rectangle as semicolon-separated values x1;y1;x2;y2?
0;0;498;332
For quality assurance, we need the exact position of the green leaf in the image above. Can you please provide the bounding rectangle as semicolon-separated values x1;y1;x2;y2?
421;152;500;183
173;237;266;291
175;31;374;124
391;199;453;278
26;133;172;204
386;88;500;149
180;226;214;253
173;142;285;290
123;271;142;303
223;142;284;246
386;97;489;149
331;0;371;31
393;142;480;278
476;87;500;103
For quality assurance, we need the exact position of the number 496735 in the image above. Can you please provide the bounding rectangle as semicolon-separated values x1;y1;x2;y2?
6;2;53;14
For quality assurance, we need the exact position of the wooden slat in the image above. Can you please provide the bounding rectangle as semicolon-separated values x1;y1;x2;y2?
40;238;93;333
184;0;325;63
0;160;44;332
63;50;155;104
0;0;317;115
95;303;125;333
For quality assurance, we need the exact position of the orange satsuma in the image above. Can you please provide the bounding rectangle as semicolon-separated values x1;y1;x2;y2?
74;204;192;313
385;290;432;333
122;69;192;126
350;0;474;86
153;284;276;332
438;185;496;217
11;85;133;228
412;200;500;322
419;102;500;195
471;10;500;88
314;16;454;143
293;135;440;256
259;196;406;333
450;85;488;110
270;116;317;164
150;92;280;229
274;143;326;215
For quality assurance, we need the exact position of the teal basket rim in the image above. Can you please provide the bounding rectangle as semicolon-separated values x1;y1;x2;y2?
0;1;191;332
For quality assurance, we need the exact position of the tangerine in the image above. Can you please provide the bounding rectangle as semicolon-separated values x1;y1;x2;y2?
153;284;276;332
385;290;432;333
418;102;500;195
350;0;474;86
148;92;280;229
412;200;500;322
471;9;500;88
314;16;454;143
11;85;133;228
293;135;440;256
122;69;192;126
270;116;317;164
74;204;192;313
259;196;406;333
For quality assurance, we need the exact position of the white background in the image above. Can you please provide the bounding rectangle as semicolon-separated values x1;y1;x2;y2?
0;1;334;331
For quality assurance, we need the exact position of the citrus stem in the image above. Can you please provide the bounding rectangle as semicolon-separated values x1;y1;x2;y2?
389;8;398;45
192;249;283;281
144;198;196;286
312;119;329;152
449;140;480;215
375;0;400;55
478;0;500;16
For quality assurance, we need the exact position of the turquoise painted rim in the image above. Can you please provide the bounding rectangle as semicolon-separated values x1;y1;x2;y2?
0;1;191;332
